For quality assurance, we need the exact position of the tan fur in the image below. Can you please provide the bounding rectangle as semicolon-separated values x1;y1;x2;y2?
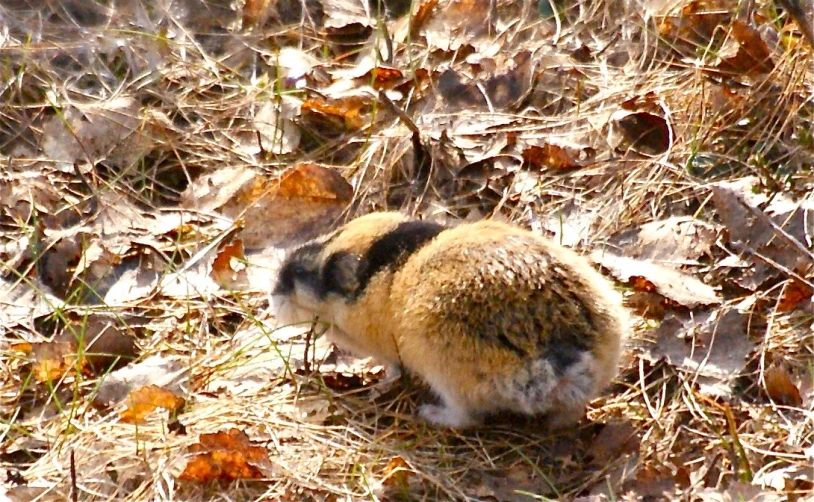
272;212;628;428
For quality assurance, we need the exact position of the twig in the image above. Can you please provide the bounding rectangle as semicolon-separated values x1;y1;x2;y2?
70;449;77;502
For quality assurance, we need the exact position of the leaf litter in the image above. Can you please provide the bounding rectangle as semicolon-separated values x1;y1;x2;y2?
1;0;813;500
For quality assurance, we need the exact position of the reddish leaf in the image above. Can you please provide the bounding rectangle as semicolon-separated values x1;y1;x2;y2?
178;429;273;483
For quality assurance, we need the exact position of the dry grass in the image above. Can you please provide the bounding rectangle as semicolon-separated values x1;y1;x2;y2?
2;0;813;500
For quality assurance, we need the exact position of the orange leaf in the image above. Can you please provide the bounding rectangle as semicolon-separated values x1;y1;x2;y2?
777;278;813;313
17;341;84;383
301;97;366;130
120;385;185;424
521;144;579;171
365;66;404;90
381;456;413;490
179;429;272;482
211;239;246;288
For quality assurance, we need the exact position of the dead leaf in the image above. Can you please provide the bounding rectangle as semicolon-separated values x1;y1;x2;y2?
379;456;413;494
0;278;60;328
712;177;814;290
716;20;775;76
468;464;558;501
592;252;720;308
181;163;352;248
176;429;274;482
250;99;301;156
522;143;580;171
321;0;374;30
587;421;640;466
608;93;673;156
646;307;756;396
241;0;274;28
622;465;677;499
211;238;247;289
119;385;185;424
422;0;492;51
13;340;83;383
362;66;404;90
410;0;440;36
300;96;367;132
698;480;783;502
657;3;734;60
777;277;814;313
540;202;602;249
436;51;535;112
235;163;353;248
55;312;141;373
764;363;803;407
40;96;142;166
94;355;188;407
608;217;721;265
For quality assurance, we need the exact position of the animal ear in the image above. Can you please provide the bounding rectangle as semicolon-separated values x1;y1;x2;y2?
323;252;361;297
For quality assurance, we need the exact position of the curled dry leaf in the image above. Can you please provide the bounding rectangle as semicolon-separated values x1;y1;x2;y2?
608;92;673;156
211;238;247;289
176;429;274;483
119;384;186;424
379;456;413;494
763;363;803;407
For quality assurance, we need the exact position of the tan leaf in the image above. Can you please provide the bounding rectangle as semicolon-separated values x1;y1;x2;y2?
592;252;720;308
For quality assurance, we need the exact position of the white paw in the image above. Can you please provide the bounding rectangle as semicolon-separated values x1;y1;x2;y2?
418;404;475;429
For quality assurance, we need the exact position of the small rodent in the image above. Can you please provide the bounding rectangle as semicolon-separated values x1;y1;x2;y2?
272;212;627;429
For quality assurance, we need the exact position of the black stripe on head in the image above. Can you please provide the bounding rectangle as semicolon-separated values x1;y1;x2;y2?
340;220;445;300
273;242;324;296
